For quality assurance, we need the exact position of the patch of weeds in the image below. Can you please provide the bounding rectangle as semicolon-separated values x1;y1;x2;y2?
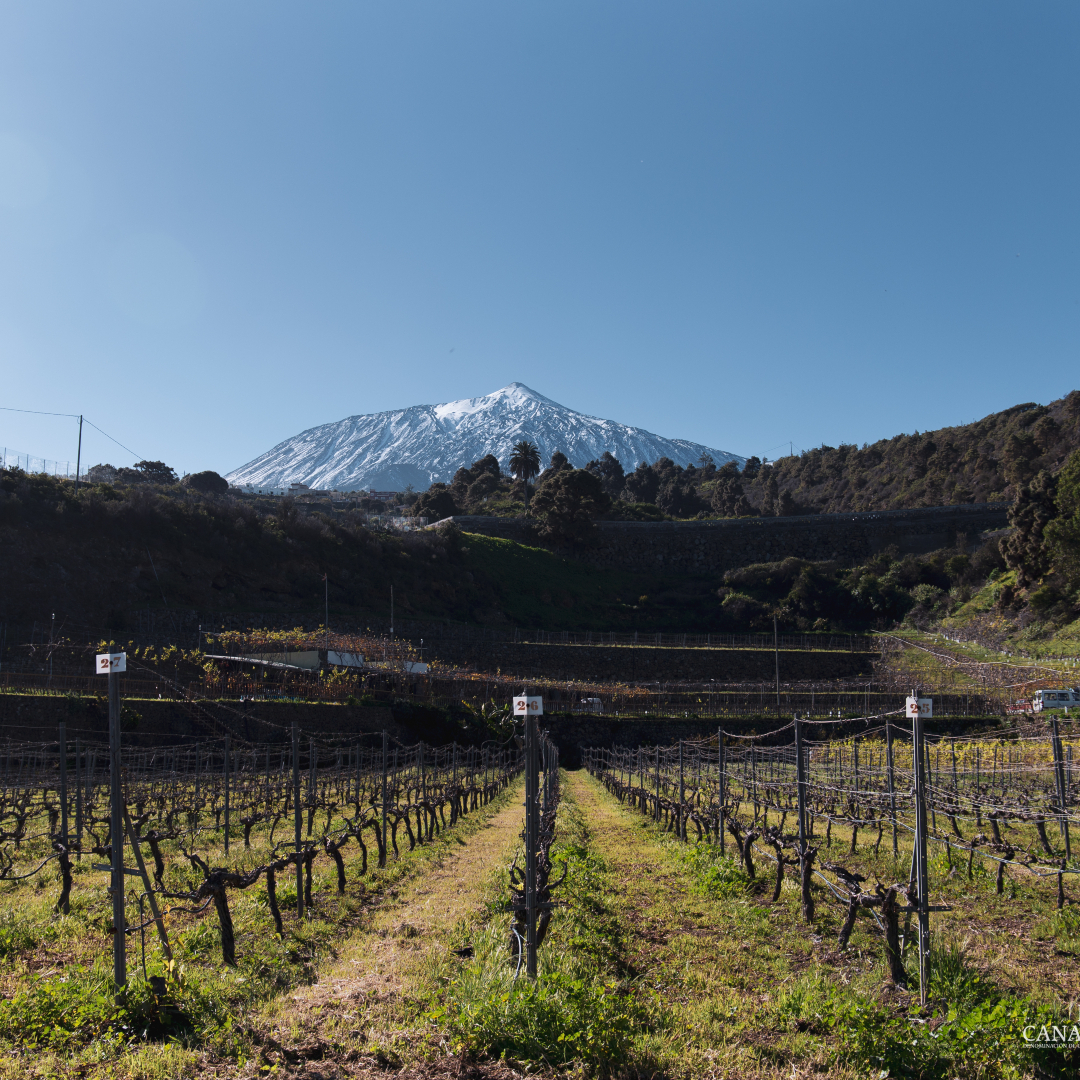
819;978;1073;1079
0;911;36;958
0;962;183;1051
773;975;829;1034
432;778;648;1076
435;971;641;1074
667;840;749;899
1034;903;1080;953
175;920;219;961
924;935;989;1010
557;842;630;975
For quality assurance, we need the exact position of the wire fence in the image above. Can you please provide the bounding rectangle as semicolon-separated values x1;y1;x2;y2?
0;448;78;478
0;727;523;976
587;714;1078;1001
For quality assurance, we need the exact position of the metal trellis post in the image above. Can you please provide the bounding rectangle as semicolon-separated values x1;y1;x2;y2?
886;713;898;857
109;664;126;989
679;741;685;841
913;709;930;1006
525;713;538;979
58;721;68;848
795;715;806;852
223;734;230;856
381;730;388;868
718;730;725;855
292;723;303;918
1051;715;1072;861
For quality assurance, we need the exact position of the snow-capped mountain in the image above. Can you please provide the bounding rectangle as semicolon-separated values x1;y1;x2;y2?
226;383;743;491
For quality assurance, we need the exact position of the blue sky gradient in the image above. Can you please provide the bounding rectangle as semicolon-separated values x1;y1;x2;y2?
1;2;1078;477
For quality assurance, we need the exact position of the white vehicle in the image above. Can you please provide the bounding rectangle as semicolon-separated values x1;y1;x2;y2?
1033;688;1080;711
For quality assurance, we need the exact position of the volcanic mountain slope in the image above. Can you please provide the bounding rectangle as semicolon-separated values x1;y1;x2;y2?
226;383;742;491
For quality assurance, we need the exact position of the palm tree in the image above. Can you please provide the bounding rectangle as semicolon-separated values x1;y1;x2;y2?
509;440;542;516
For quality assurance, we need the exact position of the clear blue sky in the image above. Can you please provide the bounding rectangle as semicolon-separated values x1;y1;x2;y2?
1;2;1078;477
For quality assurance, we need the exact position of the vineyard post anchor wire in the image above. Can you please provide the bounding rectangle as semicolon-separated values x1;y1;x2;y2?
122;804;172;961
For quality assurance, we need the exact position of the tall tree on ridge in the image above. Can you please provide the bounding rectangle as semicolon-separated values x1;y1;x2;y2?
509;440;542;516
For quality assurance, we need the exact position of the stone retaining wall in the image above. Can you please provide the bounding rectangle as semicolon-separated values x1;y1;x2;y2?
427;642;874;682
438;502;1010;574
0;694;399;747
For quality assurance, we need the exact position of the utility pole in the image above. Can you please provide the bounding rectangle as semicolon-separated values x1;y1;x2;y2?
74;415;83;494
774;614;781;715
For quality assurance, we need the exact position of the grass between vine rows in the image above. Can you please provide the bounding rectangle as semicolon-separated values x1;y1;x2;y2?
0;777;523;1079
4;768;1080;1079
421;770;1079;1078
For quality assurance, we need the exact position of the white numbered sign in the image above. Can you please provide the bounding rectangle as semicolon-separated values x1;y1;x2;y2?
513;695;543;716
905;696;932;718
96;652;127;674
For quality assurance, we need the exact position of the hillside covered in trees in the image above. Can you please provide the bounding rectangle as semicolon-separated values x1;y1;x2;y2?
0;464;1025;639
740;390;1080;515
5;391;1079;648
409;391;1080;523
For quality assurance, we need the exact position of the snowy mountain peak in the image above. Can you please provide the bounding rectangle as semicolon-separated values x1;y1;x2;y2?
226;385;743;492
433;383;557;424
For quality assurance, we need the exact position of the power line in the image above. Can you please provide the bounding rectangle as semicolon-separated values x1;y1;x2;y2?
0;407;80;418
1;406;141;462
81;419;141;460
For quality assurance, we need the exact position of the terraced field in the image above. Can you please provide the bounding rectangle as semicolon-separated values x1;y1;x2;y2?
1;757;1077;1078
